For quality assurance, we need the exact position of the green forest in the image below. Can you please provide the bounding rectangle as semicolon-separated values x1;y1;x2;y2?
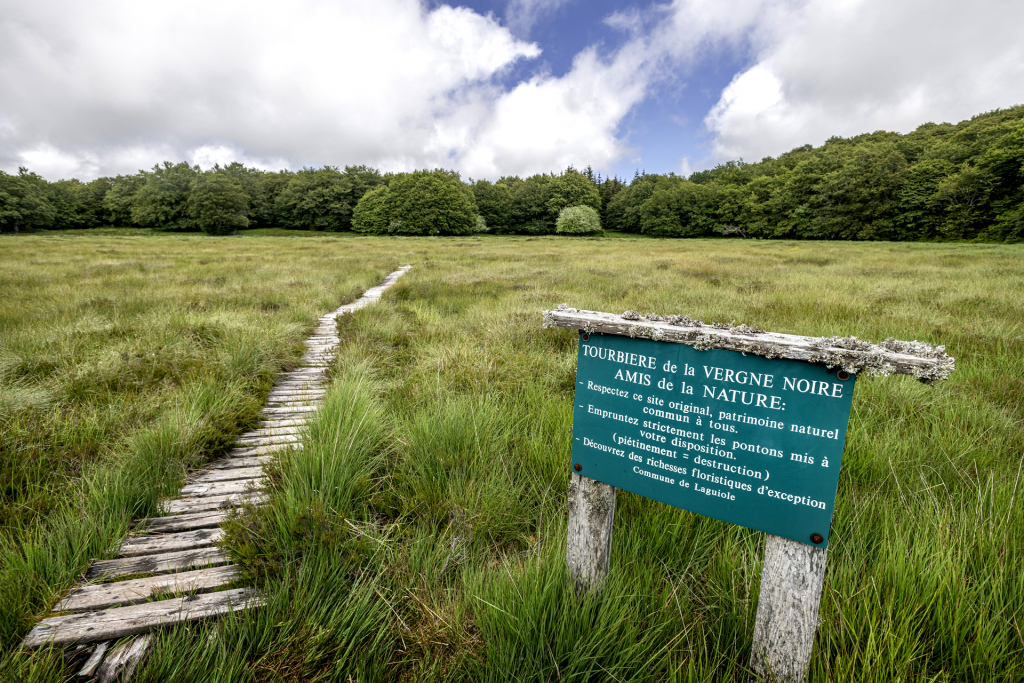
2;104;1022;240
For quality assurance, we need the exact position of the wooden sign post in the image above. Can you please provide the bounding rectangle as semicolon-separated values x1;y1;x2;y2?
545;305;954;683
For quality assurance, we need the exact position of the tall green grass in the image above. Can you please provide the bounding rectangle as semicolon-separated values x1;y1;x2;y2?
0;230;397;677
4;232;1024;680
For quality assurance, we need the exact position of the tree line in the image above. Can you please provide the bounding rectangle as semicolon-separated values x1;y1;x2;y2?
2;104;1022;240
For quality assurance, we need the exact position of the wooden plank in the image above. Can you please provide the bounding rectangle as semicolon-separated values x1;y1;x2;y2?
263;400;320;409
261;406;318;416
205;456;273;470
258;418;308;429
22;588;260;648
78;640;110;677
86;546;228;580
241;426;303;437
266;390;325;398
140;510;228;533
749;535;827;683
180;479;262;498
234;434;300;446
543;306;955;383
268;389;323;401
192;466;265;483
118;528;223;557
161;492;266;515
94;634;151;683
225;443;291;456
56;566;240;613
271;380;322;390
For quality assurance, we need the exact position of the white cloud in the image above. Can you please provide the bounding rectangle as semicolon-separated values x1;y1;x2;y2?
0;0;545;180
506;0;575;38
704;0;1024;163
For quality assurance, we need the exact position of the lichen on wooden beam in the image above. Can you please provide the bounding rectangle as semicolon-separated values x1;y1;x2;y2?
542;305;954;384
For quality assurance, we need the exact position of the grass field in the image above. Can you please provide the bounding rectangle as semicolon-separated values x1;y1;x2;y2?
2;229;1023;681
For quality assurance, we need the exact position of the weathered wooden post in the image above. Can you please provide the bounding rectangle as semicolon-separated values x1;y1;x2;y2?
749;535;827;682
544;304;954;682
566;472;616;594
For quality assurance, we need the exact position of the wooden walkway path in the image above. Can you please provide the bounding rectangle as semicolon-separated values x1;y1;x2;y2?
21;266;412;680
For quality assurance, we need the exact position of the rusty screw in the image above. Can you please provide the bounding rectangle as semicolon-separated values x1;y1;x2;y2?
810;533;824;544
574;463;582;472
837;371;850;381
581;333;590;341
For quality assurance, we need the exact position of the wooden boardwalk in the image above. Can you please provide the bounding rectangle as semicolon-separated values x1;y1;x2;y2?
21;266;411;679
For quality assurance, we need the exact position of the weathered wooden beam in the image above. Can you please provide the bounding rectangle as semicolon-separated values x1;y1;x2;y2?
257;418;308;429
566;472;617;595
160;492;265;515
86;547;228;580
22;588;260;648
204;456;273;470
180;478;262;498
118;528;223;557
56;566;240;613
140;510;228;533
78;640;109;677
263;400;321;409
543;306;954;383
192;466;265;483
260;406;318;416
239;426;303;438
749;535;828;683
95;634;151;683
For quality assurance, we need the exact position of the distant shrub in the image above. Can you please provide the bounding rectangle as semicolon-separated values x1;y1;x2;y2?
474;215;489;233
556;205;602;235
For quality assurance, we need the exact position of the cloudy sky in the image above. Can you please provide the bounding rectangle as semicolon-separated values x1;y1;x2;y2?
2;0;1023;181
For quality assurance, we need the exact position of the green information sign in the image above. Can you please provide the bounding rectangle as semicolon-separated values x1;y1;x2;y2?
571;331;855;548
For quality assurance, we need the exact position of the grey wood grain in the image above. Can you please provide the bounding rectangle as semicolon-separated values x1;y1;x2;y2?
180;479;261;498
77;640;109;676
23;589;259;648
566;472;616;595
86;546;228;580
204;456;273;470
118;528;223;557
160;492;265;515
139;510;228;533
749;535;827;683
191;466;265;483
94;634;151;682
56;566;240;613
543;306;954;383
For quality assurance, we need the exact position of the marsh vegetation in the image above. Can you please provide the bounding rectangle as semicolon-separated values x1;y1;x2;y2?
2;230;1023;681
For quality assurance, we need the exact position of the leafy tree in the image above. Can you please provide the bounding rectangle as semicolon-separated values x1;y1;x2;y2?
895;159;953;239
253;170;295;226
131;162;200;230
933;163;992;239
275;167;351;231
189;172;249;235
598;175;625;226
471;180;513;232
385;169;477;235
509;174;554;233
103;173;147;226
0;168;55;233
556;205;602;235
351;185;390;234
546;168;600;221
